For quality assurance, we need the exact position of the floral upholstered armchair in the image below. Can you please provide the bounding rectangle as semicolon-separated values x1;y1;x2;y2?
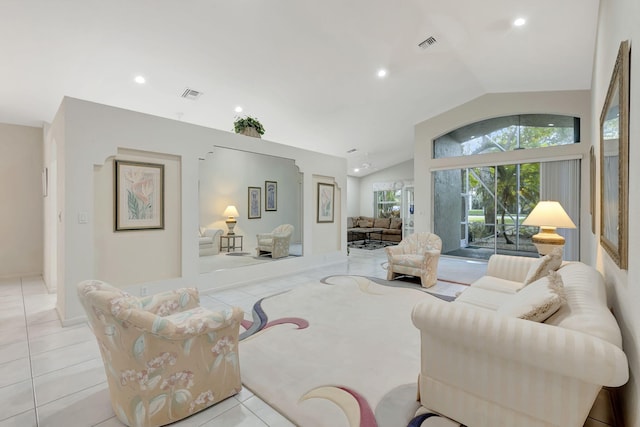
77;280;243;427
256;224;294;259
385;232;442;288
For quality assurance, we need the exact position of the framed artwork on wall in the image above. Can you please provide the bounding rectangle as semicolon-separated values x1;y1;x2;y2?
599;39;629;269
248;186;261;219
317;182;335;223
114;160;165;231
265;180;277;211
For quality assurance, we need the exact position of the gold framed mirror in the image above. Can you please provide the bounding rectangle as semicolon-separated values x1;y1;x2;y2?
599;40;630;269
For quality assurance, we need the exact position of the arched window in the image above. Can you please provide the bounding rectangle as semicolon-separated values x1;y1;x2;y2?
433;114;580;159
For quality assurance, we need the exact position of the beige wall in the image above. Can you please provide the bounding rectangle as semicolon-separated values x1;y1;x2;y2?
0;123;43;278
594;0;640;425
356;159;414;217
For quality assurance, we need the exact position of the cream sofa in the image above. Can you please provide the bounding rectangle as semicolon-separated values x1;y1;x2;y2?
411;254;628;427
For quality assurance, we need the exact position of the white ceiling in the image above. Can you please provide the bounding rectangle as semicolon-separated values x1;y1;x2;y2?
0;0;599;176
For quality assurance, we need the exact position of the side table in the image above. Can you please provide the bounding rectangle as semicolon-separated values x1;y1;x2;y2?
220;234;243;252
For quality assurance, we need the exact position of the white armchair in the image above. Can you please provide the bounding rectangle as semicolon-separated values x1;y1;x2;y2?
385;232;442;287
256;224;294;259
199;227;223;256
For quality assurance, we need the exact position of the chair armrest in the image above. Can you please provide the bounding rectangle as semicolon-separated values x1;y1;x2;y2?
411;297;629;387
139;287;200;316
203;228;223;238
256;233;273;239
119;306;244;340
385;245;403;256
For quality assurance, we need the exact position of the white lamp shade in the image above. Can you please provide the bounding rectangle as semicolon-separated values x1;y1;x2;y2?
223;205;239;218
522;201;576;229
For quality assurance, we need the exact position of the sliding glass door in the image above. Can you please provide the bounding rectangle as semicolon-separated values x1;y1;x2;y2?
434;159;579;261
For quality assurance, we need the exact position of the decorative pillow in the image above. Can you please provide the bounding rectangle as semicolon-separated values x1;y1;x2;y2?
523;247;563;285
497;271;566;322
390;218;403;229
347;217;354;228
373;218;391;228
358;218;373;228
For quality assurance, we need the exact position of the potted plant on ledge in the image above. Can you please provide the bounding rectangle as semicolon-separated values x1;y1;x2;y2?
233;116;265;138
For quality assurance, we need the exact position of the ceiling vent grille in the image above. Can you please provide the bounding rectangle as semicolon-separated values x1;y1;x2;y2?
346;148;357;154
180;88;203;100
418;36;437;50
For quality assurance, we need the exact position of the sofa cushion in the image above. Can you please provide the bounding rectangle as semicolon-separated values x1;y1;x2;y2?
471;275;524;293
390;218;402;229
358;217;373;228
454;287;513;311
523;247;563;285
373;218;391;228
497;271;565;322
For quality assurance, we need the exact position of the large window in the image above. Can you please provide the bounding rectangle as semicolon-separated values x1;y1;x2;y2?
434;114;580;159
373;189;401;218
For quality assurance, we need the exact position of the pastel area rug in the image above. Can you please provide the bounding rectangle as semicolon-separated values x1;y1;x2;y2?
238;275;464;427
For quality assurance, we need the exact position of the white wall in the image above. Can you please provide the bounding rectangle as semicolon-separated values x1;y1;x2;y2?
346;176;360;217
46;97;347;324
0;123;43;278
356;160;414;216
199;147;302;248
593;0;640;424
93;151;182;286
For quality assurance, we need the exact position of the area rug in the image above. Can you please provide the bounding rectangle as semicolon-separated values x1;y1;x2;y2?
348;240;396;250
238;275;462;427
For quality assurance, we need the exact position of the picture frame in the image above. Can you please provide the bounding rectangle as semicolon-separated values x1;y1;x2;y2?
317;182;335;223
265;180;277;211
248;186;262;219
599;40;629;269
589;145;596;234
115;160;164;231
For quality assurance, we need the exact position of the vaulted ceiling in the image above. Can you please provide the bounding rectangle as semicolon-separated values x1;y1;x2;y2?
0;0;599;176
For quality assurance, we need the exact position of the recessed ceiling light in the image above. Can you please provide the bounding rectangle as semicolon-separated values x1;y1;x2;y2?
354;168;360;173
513;18;526;27
377;69;387;78
235;106;243;113
134;75;146;84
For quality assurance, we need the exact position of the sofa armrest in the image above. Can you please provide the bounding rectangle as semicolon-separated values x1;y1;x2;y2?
485;254;538;283
139;287;200;316
411;297;628;387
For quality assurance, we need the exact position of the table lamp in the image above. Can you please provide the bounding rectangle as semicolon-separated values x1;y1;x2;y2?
522;201;576;256
223;205;240;235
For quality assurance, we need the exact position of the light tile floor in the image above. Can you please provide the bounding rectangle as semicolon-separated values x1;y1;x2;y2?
0;250;618;426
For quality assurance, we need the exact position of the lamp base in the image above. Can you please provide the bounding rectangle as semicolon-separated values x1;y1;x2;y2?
531;226;564;256
225;219;237;235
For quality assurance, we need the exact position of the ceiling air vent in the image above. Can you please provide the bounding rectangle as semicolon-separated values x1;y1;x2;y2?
180;88;203;100
418;36;437;50
346;148;357;154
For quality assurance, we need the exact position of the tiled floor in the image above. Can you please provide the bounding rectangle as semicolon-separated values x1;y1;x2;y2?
0;250;618;426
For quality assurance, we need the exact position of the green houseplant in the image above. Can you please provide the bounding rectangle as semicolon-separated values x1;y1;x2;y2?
233;116;265;138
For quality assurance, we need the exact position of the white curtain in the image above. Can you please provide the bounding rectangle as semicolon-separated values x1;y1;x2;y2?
540;159;580;261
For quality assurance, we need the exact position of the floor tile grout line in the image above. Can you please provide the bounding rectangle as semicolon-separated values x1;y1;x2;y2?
20;277;40;426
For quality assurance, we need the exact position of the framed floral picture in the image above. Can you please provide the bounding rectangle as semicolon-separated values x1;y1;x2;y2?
265;180;277;211
317;182;335;223
115;160;164;231
248;186;261;219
